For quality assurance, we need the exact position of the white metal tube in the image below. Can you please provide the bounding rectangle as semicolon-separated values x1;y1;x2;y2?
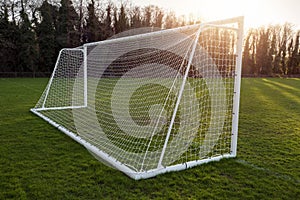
208;16;244;26
30;109;137;177
41;48;85;109
32;108;236;180
42;49;64;108
84;24;199;47
83;16;243;48
140;32;198;170
32;105;86;111
134;154;233;180
205;24;239;31
83;46;88;107
32;16;244;180
231;16;244;157
157;26;203;169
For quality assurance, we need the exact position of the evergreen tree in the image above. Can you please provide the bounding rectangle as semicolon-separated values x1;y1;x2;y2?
113;6;119;34
272;25;282;74
130;6;142;28
0;4;12;71
0;1;21;73
36;0;56;72
85;0;101;42
288;32;300;74
143;6;152;27
164;11;178;29
77;0;84;44
56;0;80;49
251;32;258;75
287;38;294;74
256;27;271;75
269;28;277;74
291;33;299;74
18;0;38;74
242;32;252;75
281;39;287;74
278;23;293;74
118;4;128;33
177;15;186;27
152;6;164;28
104;4;113;39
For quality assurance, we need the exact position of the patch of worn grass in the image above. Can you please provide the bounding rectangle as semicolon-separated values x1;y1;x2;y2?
0;78;299;199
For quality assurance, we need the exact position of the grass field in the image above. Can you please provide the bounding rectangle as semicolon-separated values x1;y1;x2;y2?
0;78;299;199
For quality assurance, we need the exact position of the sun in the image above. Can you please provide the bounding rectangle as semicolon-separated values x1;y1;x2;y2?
134;0;298;29
171;0;289;29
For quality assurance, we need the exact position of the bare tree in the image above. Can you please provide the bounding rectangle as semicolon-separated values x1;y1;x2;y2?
242;30;253;75
129;6;142;28
152;6;163;28
163;11;177;29
256;26;272;75
143;5;152;27
278;23;294;74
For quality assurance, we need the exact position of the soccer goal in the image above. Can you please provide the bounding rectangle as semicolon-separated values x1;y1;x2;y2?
31;16;244;180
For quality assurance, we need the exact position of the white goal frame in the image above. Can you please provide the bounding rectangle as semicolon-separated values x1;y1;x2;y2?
31;16;244;180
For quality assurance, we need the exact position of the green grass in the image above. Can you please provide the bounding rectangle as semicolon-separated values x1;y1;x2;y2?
0;78;299;199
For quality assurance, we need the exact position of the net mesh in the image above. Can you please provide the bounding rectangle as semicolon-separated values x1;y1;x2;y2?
35;49;84;109
32;20;241;177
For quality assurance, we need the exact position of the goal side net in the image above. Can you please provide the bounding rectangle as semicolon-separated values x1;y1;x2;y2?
31;16;244;180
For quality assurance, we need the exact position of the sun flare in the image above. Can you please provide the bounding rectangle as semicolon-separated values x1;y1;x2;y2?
135;0;300;30
172;0;282;29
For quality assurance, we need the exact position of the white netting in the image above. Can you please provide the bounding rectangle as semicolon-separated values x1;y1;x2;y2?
32;18;242;179
35;49;84;109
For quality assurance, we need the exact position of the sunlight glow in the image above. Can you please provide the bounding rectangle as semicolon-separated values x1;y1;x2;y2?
131;0;300;29
169;0;299;29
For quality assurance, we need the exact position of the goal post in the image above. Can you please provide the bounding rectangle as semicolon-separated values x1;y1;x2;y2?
31;16;244;180
231;17;244;157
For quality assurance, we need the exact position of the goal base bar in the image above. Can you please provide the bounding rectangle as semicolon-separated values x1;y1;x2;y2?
31;108;235;180
131;154;235;180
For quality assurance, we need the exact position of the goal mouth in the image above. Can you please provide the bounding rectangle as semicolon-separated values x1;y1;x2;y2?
31;16;244;180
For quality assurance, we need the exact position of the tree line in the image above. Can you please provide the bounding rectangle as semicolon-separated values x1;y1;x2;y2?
243;24;300;76
0;0;195;75
0;0;299;76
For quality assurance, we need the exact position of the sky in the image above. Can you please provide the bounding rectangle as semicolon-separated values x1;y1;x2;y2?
130;0;300;30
